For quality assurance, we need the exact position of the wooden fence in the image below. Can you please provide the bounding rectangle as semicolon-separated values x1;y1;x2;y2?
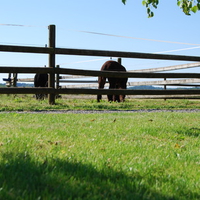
6;62;200;88
1;24;200;104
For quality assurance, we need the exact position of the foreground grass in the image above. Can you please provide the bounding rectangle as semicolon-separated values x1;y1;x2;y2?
0;112;200;199
1;94;200;111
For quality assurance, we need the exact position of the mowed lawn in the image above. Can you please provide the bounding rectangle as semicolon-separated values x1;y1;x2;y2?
0;111;200;200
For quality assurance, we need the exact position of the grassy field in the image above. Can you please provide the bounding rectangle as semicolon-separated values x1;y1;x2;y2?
1;94;200;111
0;95;200;199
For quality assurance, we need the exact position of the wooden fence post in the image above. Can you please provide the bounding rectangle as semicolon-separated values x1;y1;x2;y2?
13;73;18;87
164;78;167;101
48;24;56;105
56;65;60;89
7;73;11;87
56;65;61;98
117;58;122;64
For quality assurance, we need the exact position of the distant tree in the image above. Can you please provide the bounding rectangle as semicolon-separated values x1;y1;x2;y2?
122;0;200;17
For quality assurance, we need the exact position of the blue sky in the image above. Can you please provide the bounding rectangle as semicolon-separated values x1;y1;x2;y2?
0;0;200;83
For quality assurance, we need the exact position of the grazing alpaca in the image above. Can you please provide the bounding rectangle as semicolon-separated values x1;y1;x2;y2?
97;61;128;102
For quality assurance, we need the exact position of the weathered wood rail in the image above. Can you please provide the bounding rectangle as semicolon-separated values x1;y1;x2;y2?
1;66;200;97
1;87;200;96
0;24;200;104
1;44;200;61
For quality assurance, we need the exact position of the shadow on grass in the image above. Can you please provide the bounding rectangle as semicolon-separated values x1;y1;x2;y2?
177;127;200;137
0;152;199;200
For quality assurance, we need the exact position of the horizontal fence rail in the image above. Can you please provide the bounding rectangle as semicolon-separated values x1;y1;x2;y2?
130;62;200;72
1;66;200;79
0;88;200;96
1;66;200;98
1;44;200;62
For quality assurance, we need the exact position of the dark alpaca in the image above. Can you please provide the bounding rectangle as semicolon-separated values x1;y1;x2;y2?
34;73;48;100
97;61;128;102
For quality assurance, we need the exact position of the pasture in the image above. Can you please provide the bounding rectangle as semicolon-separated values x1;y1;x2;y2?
0;95;200;199
1;94;200;111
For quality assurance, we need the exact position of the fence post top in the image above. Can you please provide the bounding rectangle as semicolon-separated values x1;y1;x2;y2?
48;24;56;29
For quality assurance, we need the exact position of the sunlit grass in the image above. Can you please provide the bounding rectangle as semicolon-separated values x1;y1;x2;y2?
0;94;200;111
0;112;200;199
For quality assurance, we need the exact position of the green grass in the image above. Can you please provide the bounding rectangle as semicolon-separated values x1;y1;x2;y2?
0;112;200;199
0;94;200;111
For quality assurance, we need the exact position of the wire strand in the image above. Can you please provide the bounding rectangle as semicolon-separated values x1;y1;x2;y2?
1;23;199;46
0;23;47;28
154;46;200;54
69;29;200;46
